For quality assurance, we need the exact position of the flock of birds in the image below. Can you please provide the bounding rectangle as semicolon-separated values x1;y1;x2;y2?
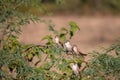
55;35;87;56
54;35;87;76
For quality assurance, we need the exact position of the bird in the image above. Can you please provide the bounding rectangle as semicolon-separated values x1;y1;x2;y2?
64;40;73;54
70;62;80;76
72;45;87;57
54;35;63;47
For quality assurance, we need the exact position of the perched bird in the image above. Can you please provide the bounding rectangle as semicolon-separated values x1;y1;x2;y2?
54;35;63;47
64;40;73;54
72;45;87;57
70;62;80;76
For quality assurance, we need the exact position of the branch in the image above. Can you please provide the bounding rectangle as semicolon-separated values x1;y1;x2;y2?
49;53;66;70
23;44;45;52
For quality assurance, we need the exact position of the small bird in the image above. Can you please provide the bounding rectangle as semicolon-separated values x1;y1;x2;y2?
64;40;73;54
54;35;63;47
72;45;87;57
70;62;80;76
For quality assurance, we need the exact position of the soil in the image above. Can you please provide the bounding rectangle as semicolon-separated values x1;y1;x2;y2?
19;15;120;53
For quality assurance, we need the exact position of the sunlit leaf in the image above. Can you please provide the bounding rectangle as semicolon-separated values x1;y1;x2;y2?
69;21;80;39
69;21;80;32
59;33;66;42
41;35;53;42
28;53;33;61
69;31;73;39
60;27;68;34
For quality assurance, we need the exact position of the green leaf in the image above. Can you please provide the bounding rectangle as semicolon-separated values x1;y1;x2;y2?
59;33;66;43
50;54;55;60
60;27;68;34
28;53;33;60
115;46;120;55
41;35;53;42
49;25;55;32
69;21;80;32
69;21;80;39
48;24;58;35
69;31;73;38
34;67;45;73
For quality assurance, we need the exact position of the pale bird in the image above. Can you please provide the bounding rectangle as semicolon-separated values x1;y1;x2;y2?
70;63;80;76
54;35;63;47
64;40;73;54
72;45;87;57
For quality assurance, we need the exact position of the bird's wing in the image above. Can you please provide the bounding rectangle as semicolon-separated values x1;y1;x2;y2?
59;41;64;47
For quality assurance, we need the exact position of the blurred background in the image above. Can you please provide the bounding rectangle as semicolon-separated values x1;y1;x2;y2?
19;0;120;53
24;0;120;15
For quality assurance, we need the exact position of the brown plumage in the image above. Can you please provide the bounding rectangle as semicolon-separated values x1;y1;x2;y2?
72;45;87;57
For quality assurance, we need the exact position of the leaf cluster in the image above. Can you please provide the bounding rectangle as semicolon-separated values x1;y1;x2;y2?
82;40;120;80
0;1;82;78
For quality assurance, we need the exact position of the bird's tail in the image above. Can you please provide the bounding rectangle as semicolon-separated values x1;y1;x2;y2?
78;51;87;57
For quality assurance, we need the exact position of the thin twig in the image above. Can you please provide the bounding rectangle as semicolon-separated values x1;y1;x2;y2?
24;44;45;52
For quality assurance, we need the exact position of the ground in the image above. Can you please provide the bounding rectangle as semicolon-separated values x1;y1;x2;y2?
19;15;120;54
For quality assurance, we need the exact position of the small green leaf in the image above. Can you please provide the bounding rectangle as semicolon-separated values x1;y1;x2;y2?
60;27;68;34
69;21;80;32
69;21;80;39
50;54;55;60
49;25;55;32
60;33;66;43
41;35;53;42
28;54;33;60
69;31;73;39
115;46;120;55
